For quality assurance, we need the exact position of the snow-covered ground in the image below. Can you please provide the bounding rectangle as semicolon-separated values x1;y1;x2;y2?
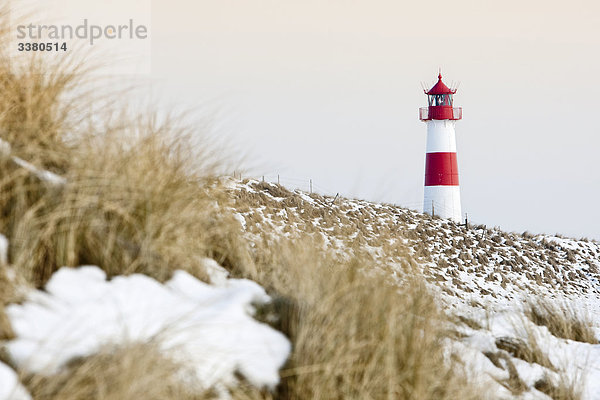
229;180;600;307
2;177;600;399
228;179;600;399
1;259;290;399
0;361;30;400
452;308;600;399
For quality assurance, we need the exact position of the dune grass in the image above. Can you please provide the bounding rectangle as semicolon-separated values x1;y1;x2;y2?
0;11;243;287
534;372;584;400
235;237;487;400
9;125;243;286
525;298;598;345
22;343;198;400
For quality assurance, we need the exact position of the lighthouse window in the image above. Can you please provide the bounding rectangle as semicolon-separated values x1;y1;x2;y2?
429;95;447;106
428;94;453;106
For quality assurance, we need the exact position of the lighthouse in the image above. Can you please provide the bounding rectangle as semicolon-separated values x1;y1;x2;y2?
419;73;463;222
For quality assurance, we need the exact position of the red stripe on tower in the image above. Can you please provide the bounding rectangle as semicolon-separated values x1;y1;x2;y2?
424;152;459;186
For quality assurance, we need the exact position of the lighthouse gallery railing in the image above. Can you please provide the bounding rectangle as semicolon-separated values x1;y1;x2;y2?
419;107;462;121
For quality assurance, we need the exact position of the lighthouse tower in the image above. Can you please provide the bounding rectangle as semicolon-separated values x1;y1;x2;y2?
419;73;463;222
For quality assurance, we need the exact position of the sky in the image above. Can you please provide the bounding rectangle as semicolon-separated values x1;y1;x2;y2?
15;0;600;239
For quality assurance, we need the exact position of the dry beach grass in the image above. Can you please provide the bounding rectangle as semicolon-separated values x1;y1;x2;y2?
525;298;598;345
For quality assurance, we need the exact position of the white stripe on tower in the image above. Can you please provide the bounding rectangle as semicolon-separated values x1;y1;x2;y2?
425;119;456;153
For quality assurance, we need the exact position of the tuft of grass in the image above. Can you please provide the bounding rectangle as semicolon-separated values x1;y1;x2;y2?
22;343;207;400
10;124;244;286
0;305;13;341
0;261;28;340
456;314;482;330
238;237;486;400
484;351;527;395
495;335;552;369
525;298;598;344
0;5;242;287
534;372;584;400
496;318;555;371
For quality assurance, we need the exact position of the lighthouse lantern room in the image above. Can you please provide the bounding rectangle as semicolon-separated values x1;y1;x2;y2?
419;73;463;222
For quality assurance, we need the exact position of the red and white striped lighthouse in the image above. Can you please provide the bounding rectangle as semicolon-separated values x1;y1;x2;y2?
419;73;463;222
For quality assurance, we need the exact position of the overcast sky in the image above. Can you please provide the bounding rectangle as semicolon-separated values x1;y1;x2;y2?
22;0;600;239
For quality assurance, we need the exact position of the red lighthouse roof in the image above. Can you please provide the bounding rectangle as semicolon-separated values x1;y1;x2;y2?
425;73;457;95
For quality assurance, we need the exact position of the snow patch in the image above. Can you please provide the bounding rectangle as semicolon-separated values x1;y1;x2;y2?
6;266;290;392
0;362;30;400
201;257;230;286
